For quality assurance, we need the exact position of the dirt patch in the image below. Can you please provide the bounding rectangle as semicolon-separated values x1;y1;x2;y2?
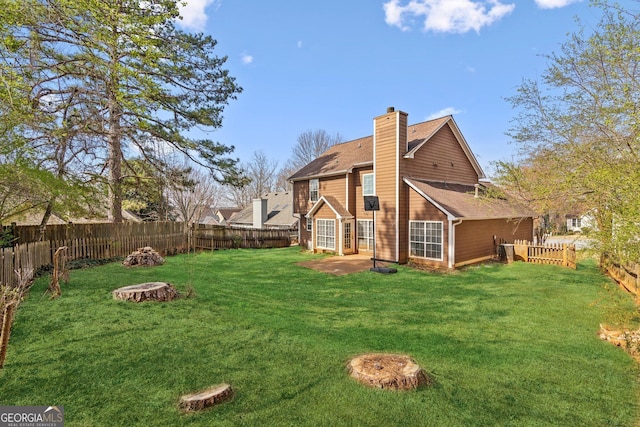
297;255;374;275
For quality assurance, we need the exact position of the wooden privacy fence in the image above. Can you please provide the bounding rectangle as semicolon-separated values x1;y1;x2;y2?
513;240;577;269
4;221;187;244
0;241;50;289
1;222;293;288
192;225;291;250
1;236;188;289
602;258;640;298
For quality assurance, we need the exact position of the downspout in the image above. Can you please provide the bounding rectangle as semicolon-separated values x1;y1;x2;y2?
449;219;463;269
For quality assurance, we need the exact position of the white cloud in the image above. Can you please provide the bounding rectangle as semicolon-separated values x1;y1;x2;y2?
178;0;220;32
297;40;303;48
241;53;254;64
383;0;515;34
534;0;582;9
426;107;462;120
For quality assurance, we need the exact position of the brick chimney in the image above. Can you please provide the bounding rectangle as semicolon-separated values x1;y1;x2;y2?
373;107;409;263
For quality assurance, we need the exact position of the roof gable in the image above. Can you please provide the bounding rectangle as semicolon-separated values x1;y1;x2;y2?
289;115;484;181
307;195;353;219
404;116;485;179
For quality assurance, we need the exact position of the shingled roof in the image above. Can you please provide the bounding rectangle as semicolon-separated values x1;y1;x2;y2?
404;179;535;220
288;116;452;181
228;191;297;228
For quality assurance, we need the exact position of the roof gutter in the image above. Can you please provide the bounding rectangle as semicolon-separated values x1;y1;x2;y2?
290;163;374;182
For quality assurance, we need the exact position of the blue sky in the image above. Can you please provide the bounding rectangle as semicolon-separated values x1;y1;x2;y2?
176;0;600;178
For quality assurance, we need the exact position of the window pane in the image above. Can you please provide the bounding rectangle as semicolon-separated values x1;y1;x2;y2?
310;179;319;202
363;174;374;196
410;221;442;260
316;219;335;250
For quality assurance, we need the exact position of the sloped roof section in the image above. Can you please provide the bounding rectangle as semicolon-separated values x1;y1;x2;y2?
404;179;535;220
288;136;372;181
288;115;483;181
229;191;297;228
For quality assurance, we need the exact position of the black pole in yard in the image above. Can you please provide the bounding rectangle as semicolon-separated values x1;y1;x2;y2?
372;209;377;270
364;195;396;274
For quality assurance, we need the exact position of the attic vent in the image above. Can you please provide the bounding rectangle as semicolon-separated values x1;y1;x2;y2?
387;107;395;113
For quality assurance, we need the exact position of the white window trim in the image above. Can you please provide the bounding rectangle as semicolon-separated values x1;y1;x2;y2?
357;219;374;251
310;179;319;202
409;220;444;261
362;173;375;196
316;219;335;250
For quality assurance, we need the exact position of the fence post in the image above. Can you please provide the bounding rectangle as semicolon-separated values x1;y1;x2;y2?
636;264;640;293
562;244;567;267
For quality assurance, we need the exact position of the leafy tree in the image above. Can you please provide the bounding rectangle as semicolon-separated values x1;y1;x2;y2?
500;0;640;262
2;0;244;223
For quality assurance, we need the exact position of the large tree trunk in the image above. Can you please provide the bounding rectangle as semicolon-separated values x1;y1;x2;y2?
107;39;123;224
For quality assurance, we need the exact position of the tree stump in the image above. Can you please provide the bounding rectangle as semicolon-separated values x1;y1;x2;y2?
112;282;179;302
179;383;233;412
347;353;431;390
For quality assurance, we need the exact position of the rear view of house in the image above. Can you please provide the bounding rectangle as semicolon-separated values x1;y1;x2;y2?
289;107;534;269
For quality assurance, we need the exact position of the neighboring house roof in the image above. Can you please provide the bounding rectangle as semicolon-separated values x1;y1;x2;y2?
229;191;297;228
404;179;535;221
195;207;223;225
216;207;241;221
288;115;484;181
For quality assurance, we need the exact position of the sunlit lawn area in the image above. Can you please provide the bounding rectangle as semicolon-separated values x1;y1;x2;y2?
1;246;639;426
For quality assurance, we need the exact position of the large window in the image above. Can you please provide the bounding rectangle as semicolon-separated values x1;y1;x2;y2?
410;221;443;260
362;173;374;196
316;219;335;249
309;179;319;202
357;220;374;251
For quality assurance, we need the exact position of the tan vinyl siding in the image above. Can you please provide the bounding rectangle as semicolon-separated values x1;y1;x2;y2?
397;184;409;262
319;175;346;206
293;181;310;214
299;217;312;248
408;188;449;268
454;218;534;265
374;111;406;262
397;113;409;262
405;124;479;184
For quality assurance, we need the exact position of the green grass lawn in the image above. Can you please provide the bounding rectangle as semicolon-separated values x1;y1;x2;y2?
2;247;639;426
